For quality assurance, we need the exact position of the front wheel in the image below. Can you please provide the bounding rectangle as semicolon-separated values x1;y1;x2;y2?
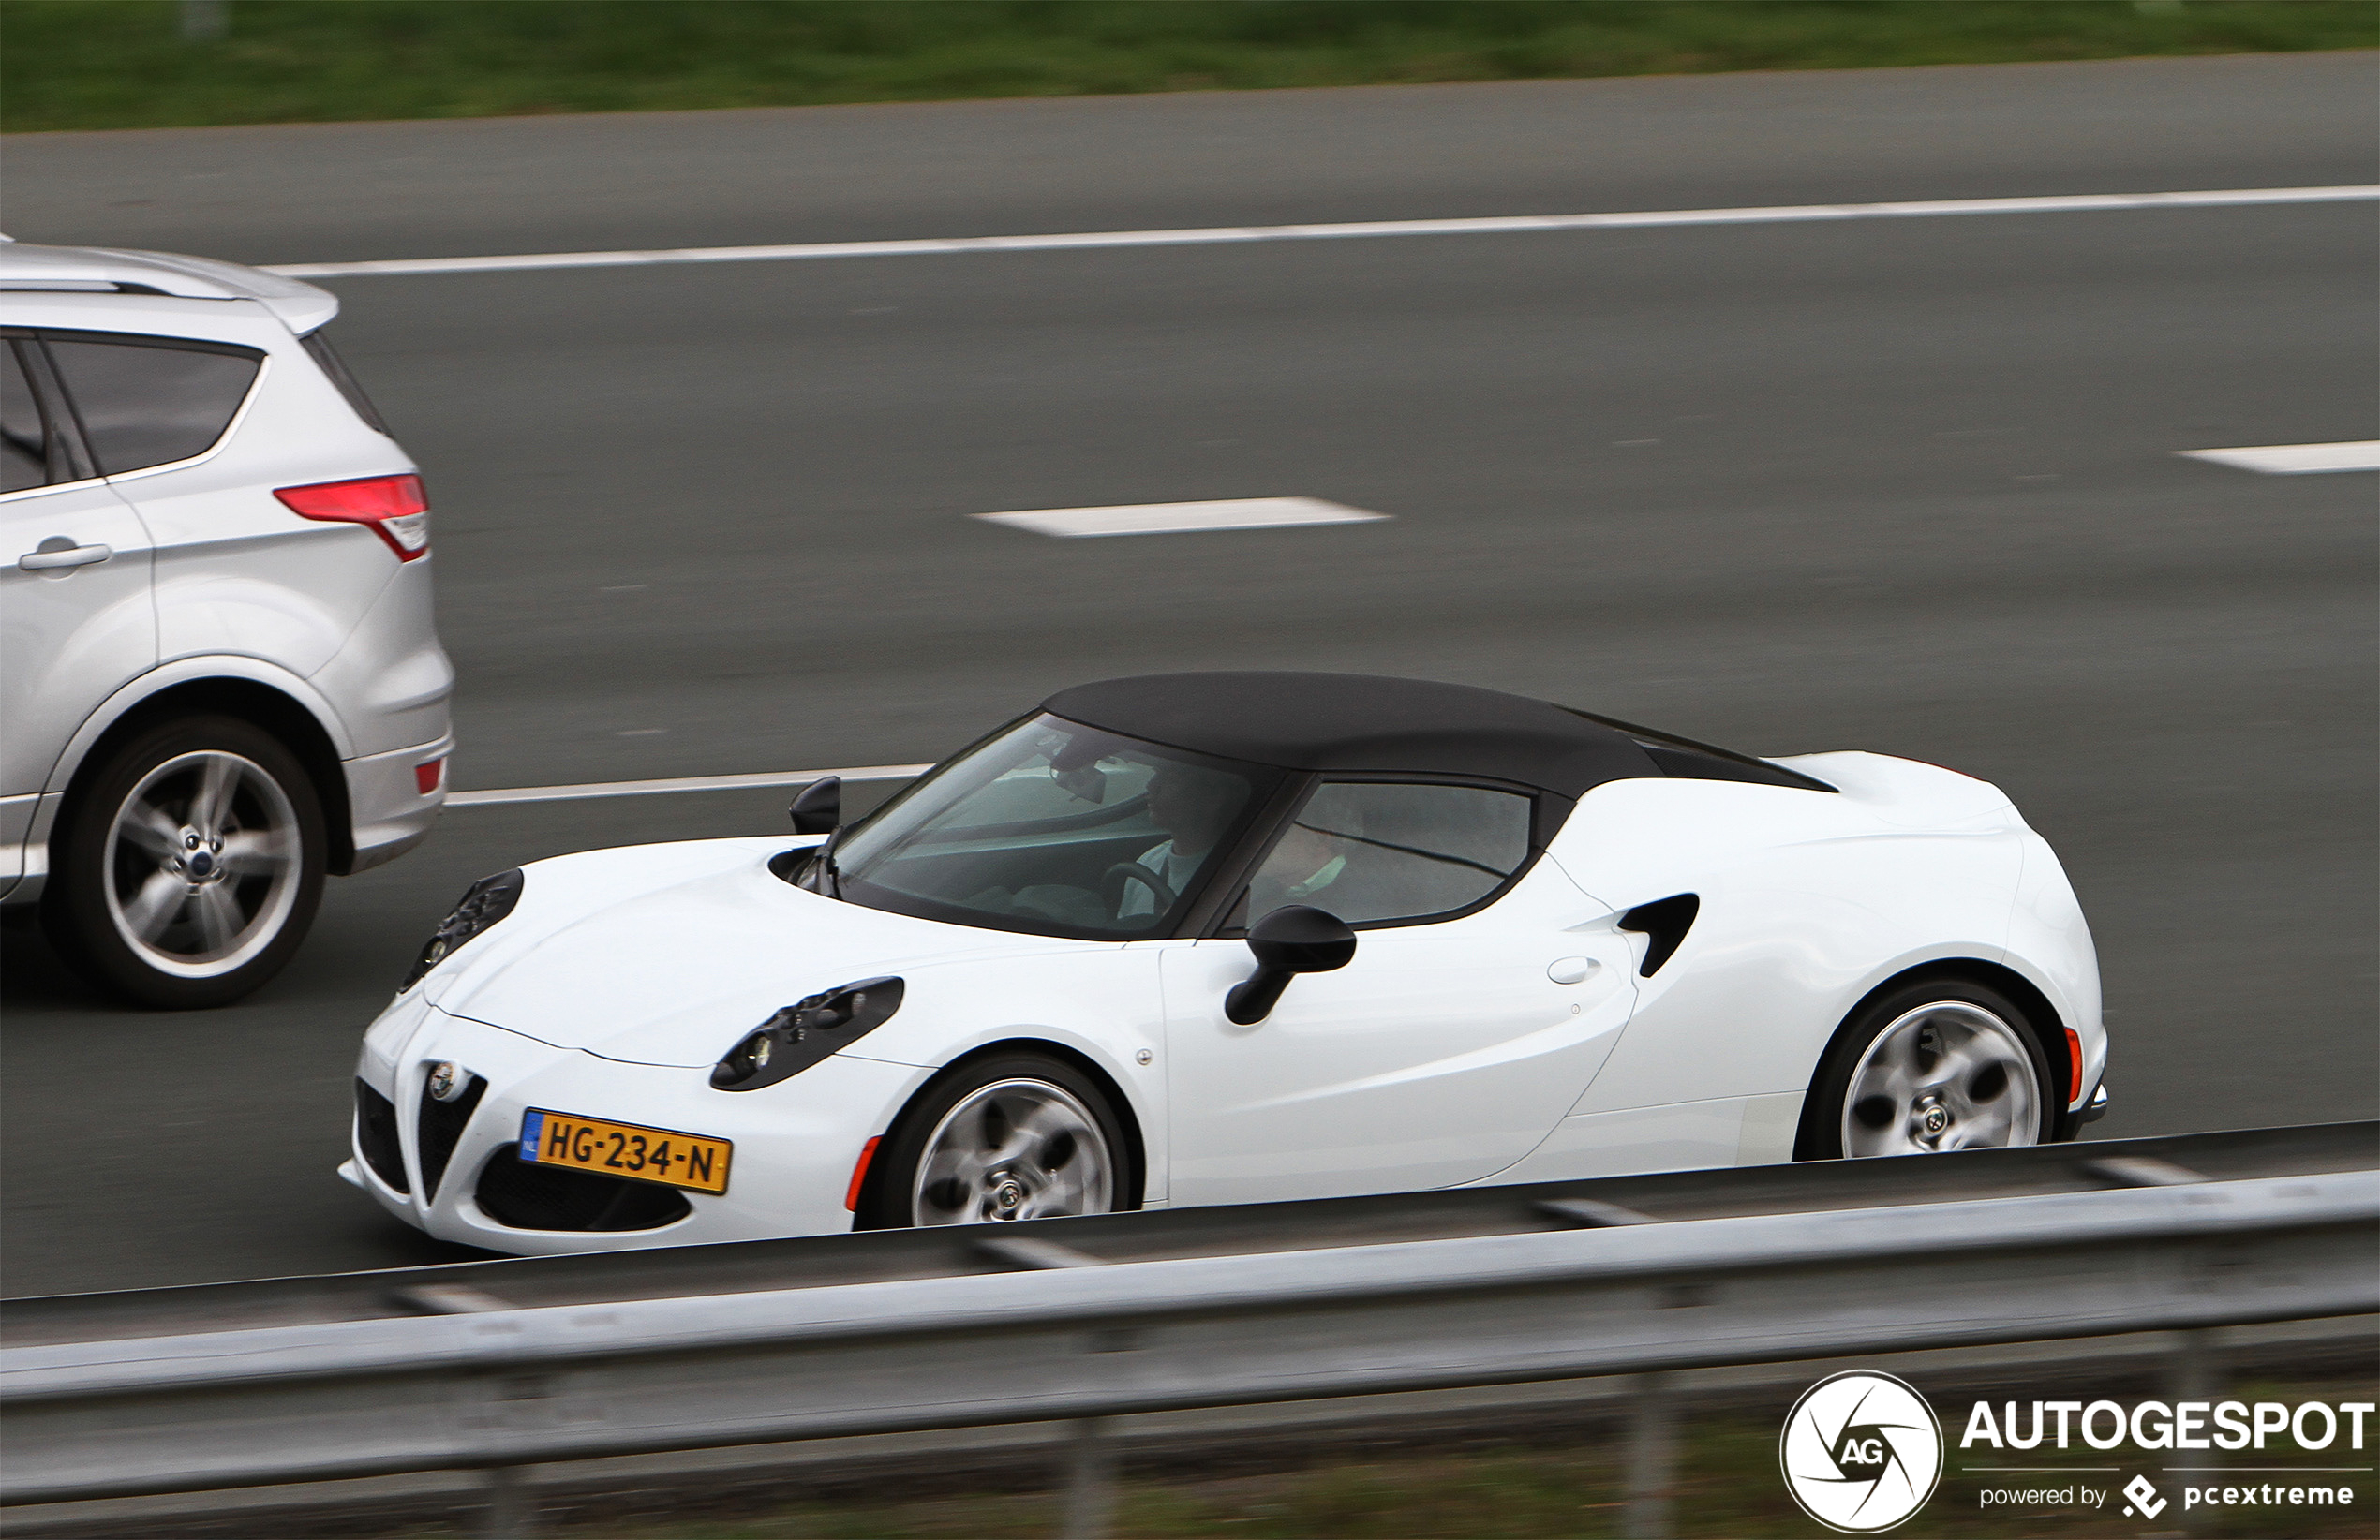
44;716;325;1009
855;1052;1133;1229
1796;980;2053;1160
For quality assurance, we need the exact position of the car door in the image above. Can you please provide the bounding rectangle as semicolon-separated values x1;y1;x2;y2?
39;323;400;681
0;335;156;896
1159;779;1639;1207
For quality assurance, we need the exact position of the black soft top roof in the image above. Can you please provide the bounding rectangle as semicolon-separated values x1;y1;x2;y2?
1040;672;1660;798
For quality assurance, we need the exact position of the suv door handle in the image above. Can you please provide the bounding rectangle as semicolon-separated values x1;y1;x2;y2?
19;542;112;571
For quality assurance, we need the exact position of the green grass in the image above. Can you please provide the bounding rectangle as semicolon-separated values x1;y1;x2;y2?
4;1;2373;134
381;1374;2380;1540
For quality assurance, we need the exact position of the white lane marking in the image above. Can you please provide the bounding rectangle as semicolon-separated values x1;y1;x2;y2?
2178;439;2380;474
261;185;2380;279
447;763;930;807
973;496;1388;538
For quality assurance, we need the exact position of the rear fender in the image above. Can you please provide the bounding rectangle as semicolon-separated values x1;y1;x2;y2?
32;660;356;881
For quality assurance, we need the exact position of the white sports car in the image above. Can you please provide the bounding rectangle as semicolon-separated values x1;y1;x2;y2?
346;674;2105;1254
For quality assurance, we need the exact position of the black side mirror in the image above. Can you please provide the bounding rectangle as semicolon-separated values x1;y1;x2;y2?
1225;905;1357;1025
789;776;841;836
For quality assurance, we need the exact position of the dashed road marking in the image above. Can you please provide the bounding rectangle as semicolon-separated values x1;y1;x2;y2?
2178;440;2380;474
972;496;1388;538
448;763;930;807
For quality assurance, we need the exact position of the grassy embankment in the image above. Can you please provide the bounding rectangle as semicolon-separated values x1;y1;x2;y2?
5;1;2374;133
383;1373;2380;1539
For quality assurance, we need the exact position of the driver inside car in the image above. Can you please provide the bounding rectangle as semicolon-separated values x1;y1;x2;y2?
1117;764;1246;919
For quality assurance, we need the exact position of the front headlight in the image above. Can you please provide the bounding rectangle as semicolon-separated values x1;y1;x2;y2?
398;868;524;992
712;976;903;1091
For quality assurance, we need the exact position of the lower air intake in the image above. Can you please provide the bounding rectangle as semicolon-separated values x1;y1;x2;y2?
473;1148;692;1232
354;1079;408;1193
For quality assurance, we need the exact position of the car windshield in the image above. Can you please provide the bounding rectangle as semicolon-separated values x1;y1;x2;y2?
827;714;1280;940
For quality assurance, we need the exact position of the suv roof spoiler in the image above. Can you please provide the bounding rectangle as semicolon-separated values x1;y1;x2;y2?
0;241;338;335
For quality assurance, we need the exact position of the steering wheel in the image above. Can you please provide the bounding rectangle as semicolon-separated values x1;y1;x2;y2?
1102;862;1177;917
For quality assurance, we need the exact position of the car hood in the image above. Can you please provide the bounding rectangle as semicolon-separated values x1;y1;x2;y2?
424;836;1080;1067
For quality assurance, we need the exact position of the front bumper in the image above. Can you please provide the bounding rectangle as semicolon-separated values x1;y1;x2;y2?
350;1004;921;1254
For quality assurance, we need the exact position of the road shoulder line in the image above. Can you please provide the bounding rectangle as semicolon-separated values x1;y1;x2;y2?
265;185;2380;278
447;764;930;807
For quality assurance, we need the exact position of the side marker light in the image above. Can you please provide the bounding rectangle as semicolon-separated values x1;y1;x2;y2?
845;1135;881;1212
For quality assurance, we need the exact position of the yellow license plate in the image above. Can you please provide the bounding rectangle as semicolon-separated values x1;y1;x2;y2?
518;1109;731;1195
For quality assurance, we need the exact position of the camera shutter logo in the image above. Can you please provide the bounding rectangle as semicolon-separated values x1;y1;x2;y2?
1779;1371;1945;1533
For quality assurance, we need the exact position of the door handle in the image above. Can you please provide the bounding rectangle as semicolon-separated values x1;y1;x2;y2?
19;541;112;571
1547;956;1601;985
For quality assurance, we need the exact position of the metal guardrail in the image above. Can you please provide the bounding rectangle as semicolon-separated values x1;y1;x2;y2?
4;1126;2375;1539
11;1120;2371;1347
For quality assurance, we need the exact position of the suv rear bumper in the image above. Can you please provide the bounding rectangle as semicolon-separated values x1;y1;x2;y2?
344;733;453;874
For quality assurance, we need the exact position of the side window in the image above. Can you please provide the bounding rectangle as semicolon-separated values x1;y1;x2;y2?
301;330;390;435
1243;781;1535;928
42;333;263;476
0;343;49;493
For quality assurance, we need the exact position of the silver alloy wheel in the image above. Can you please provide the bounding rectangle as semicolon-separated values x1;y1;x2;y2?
1840;1000;2042;1156
912;1077;1114;1225
102;750;304;980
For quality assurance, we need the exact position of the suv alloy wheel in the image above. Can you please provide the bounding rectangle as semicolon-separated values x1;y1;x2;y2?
45;715;325;1008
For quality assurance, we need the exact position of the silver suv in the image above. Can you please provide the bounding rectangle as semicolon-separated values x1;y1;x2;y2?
1;242;453;1007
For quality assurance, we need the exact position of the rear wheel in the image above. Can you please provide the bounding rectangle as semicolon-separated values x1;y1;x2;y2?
1797;979;2053;1160
44;716;325;1009
856;1052;1132;1229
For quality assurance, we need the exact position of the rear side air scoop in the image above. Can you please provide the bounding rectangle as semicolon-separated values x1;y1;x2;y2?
1619;894;1699;977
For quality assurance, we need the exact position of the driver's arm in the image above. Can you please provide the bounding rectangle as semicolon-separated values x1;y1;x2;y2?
1117;840;1173;917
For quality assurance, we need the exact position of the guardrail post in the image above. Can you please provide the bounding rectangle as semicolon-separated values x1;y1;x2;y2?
2170;1327;2222;1536
1061;1416;1117;1540
1624;1370;1680;1540
482;1464;538;1540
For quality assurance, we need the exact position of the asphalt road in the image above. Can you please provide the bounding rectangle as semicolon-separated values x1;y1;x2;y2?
4;56;2373;1297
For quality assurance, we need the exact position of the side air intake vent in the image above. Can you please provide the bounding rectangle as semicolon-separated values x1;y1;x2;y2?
354;1079;408;1193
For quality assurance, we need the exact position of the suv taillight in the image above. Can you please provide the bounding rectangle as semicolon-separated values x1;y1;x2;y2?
275;474;429;561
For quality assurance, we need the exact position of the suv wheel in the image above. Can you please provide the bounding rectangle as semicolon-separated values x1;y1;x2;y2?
46;716;325;1008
